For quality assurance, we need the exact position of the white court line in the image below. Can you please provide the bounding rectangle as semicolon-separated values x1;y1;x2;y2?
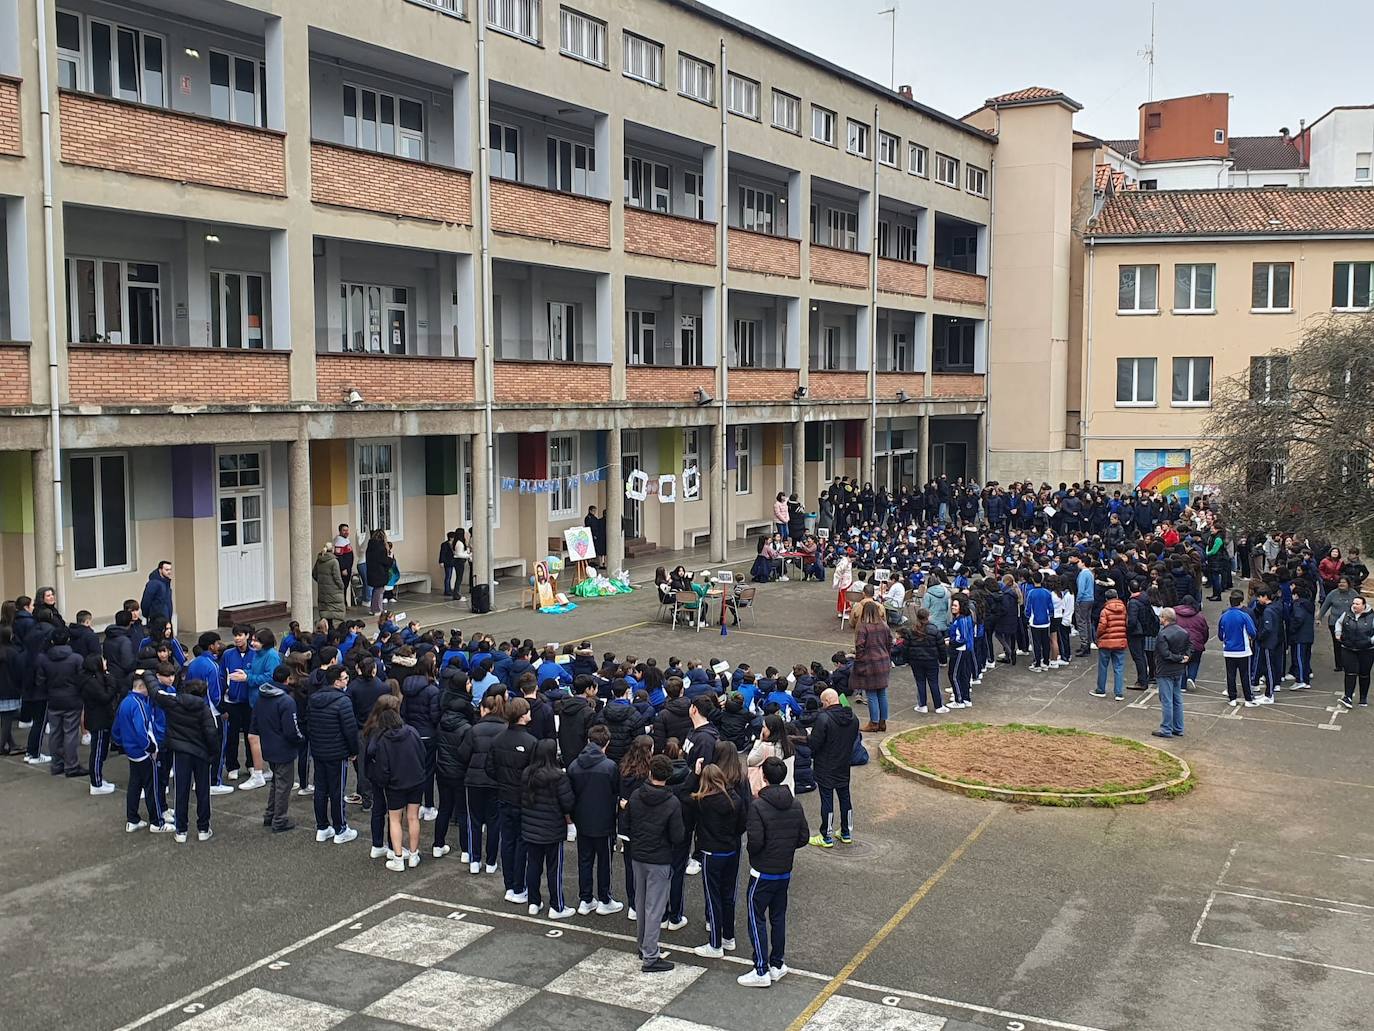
1190;889;1374;978
1218;883;1374;912
843;981;1111;1031
1214;843;1240;886
1227;841;1374;864
1210;889;1372;917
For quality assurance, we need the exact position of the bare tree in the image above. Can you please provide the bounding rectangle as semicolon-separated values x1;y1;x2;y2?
1196;314;1374;549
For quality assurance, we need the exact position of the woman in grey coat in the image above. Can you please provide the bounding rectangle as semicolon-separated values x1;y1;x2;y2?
313;545;347;624
1318;576;1359;672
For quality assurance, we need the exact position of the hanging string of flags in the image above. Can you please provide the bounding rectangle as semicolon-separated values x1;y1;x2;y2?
501;466;609;495
496;463;701;503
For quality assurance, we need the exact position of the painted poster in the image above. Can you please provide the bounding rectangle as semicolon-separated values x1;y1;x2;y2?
1134;449;1192;502
563;526;598;562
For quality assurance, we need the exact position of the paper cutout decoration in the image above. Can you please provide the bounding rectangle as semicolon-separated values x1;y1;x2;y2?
658;475;677;504
625;469;649;501
563;526;598;562
682;466;700;501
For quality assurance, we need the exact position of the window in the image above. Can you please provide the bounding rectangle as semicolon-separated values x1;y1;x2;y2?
877;221;914;262
415;0;462;11
1139;179;1158;190
734;427;751;494
826;209;858;251
1250;355;1290;403
65;258;161;345
1173;263;1215;312
356;440;399;539
935;319;976;373
489;121;519;180
549;434;578;518
343;83;425;159
846;119;869;158
488;0;540;42
622;32;663;86
811;105;835;145
965;164;987;197
546;136;596;195
679;314;702;366
63;15;166;107
727;74;759;119
209;51;267;128
559;8;605;65
1357;153;1372;183
1214;128;1226;144
1171;357;1212;406
547;301;578;360
822;423;835;481
934;152;958;187
682;428;701;479
908;143;927;177
626;310;656;365
70;453;129;574
1115;357;1156;405
209;271;266;348
1247;448;1287;491
820;326;842;370
340;283;409;353
678;53;713;104
1332;262;1373;310
1117;265;1159;313
878;131;899;167
738;185;776;234
772;90;799;133
56;12;82;89
732;318;759;368
683;171;705;220
625;156;670;212
1251;262;1293;311
890;331;909;372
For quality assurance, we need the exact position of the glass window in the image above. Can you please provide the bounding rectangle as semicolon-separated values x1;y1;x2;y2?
934;318;976;372
771;90;799;133
965;164;987;196
141;34;164;107
1171;357;1212;405
210;51;231;121
547;136;595;195
1249;356;1290;403
549;434;578;517
70;453;130;573
1117;265;1159;312
679;314;702;366
559;7;606;66
490;121;519;180
344;83;423;158
738;185;776;235
935;152;958;186
625;156;670;213
1332;262;1374;309
1173;263;1216;312
811;106;835;145
734;427;751;495
846;119;869;157
879;131;899;166
1115;357;1156;405
678;54;713;103
682;170;704;220
1355;152;1371;182
489;0;541;41
622;32;663;86
356;440;400;540
826;209;858;250
57;11;82;89
547;300;578;360
115;27;139;102
626;310;656;366
1251;262;1292;310
88;21;113;97
908;144;927;177
732;319;758;368
727;74;759;119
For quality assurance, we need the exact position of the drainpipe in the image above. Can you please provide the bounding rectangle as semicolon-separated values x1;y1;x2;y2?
982;109;998;484
867;103;879;487
35;0;65;605
476;1;497;604
714;37;729;564
1081;236;1096;482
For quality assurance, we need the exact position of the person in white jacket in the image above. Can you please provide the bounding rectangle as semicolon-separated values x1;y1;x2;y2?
746;714;795;795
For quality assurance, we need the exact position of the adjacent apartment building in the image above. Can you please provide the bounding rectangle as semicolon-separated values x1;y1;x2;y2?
0;0;994;630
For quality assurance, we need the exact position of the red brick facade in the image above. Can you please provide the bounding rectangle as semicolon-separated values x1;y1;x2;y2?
808;371;869;400
728;229;800;278
809;245;869;289
728;369;799;402
67;346;291;405
490;180;610;249
316;353;475;404
876;372;926;400
0;77;20;157
878;258;928;297
311;143;472;225
930;373;986;398
0;343;31;405
494;360;611;402
58;91;286;195
932;267;988;306
624;209;716;265
626;365;711;402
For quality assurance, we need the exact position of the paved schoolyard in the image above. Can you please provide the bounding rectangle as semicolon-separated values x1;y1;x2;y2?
3;577;1372;1031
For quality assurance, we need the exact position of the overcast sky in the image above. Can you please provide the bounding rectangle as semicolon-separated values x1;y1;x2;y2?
707;0;1370;139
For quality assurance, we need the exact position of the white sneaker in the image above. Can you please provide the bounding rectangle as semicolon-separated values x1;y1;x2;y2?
723;938;736;952
1227;699;1240;707
174;832;188;844
371;846;390;859
779;575;789;581
81;732;92;746
316;828;335;843
148;822;174;834
1091;643;1099;649
198;829;213;842
596;899;624;916
210;784;234;796
23;754;51;765
627;908;637;922
334;827;358;844
162;810;175;825
238;772;266;791
578;900;597;915
408;849;420;868
914;705;928;714
505;890;529;904
126;820;148;833
262;769;274;781
685;858;701;875
769;963;790;982
90;782;116;796
485;863;498;874
528;904;540;916
693;943;724;958
469;861;481;874
1187;679;1198;691
971;678;983;686
1243;700;1259;708
737;969;772;988
1258;696;1274;705
421;806;438;821
297;785;314;796
1294;682;1309;690
227;769;240;780
460;852;471;863
385;855;405;872
934;706;950;714
549;906;576;920
663;916;688;931
433;845;451;859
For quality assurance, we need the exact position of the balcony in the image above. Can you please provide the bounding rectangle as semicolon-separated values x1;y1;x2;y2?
312;143;472;225
810;245;869;290
728;229;800;278
933;267;988;306
809;371;868;400
66;345;290;406
931;373;986;398
491;179;610;249
0;75;19;157
494;359;611;403
58;91;286;196
878;258;928;297
626;366;710;402
624;209;715;266
316;353;475;404
0;342;30;405
729;369;799;402
877;371;926;399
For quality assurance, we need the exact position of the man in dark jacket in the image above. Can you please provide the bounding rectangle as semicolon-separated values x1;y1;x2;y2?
308;665;359;844
68;612;101;660
152;674;220;840
627;754;685;974
487;697;536;903
738;756;810;987
808;690;857;847
252;670;303;832
520;673;555;742
140;561;174;624
651;678;694;753
567;724;621;914
1152;607;1191;740
555;676;600;767
1126;582;1156;689
36;628;85;777
595;680;642;762
456;694;507;873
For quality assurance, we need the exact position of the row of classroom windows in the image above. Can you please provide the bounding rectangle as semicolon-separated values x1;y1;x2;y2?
1117;261;1374;314
1114;354;1296;407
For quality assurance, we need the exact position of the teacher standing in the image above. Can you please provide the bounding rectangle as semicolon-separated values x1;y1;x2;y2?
853;602;893;733
585;506;608;569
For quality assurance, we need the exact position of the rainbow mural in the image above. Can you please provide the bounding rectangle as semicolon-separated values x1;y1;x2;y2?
1134;449;1192;502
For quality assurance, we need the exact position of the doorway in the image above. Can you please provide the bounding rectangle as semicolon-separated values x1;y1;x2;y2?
621;431;643;539
930;442;967;481
217;448;269;607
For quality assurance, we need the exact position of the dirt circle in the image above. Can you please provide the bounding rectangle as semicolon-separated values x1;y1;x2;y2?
885;723;1191;803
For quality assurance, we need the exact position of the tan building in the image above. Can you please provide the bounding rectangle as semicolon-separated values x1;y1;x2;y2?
0;0;994;629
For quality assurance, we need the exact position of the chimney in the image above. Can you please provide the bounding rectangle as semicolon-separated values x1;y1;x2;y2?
1279;127;1289;140
898;84;913;100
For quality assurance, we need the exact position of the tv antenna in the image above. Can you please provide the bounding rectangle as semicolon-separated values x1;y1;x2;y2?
1138;2;1157;100
879;4;897;91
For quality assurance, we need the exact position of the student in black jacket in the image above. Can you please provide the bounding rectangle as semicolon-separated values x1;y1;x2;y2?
519;673;555;742
738;756;809;987
901;609;949;714
364;695;428;872
0;627;20;755
567;724;622;914
79;653;118;795
252;668;303;832
345;655;389;812
555;676;600;767
433;683;473;861
487;697;536;903
615;735;654;917
521;739;576;918
101;611;139;696
596;679;644;763
456;692;506;874
308;664;360;845
627;754;686;974
152;676;221;842
687;762;748;959
37;628;86;777
399;651;442;820
651;678;694;753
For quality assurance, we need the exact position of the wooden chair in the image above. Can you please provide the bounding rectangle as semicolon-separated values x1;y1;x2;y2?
839;587;864;629
672;590;703;632
729;586;758;627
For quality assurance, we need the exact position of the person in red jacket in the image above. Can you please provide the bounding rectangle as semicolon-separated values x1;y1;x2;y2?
1318;548;1344;600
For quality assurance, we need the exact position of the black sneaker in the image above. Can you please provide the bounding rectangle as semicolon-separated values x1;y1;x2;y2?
272;821;297;833
642;958;675;974
263;815;274;827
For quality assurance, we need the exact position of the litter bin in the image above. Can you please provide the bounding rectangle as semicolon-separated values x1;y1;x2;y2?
471;583;492;614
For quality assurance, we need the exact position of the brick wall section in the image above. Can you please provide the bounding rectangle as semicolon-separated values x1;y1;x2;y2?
311;143;471;225
0;77;20;157
59;91;286;195
729;369;799;402
626;365;712;402
809;371;869;400
490;180;610;249
930;373;986;398
876;372;926;400
67;346;291;405
494;361;611;403
316;354;475;404
624;209;716;265
878;258;927;297
728;229;800;278
0;344;31;405
809;245;870;289
932;267;988;305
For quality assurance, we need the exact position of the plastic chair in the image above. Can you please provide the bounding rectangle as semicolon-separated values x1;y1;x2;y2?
730;586;758;627
672;590;703;632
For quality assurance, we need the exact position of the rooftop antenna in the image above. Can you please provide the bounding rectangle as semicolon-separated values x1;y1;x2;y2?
879;4;897;91
1138;2;1157;101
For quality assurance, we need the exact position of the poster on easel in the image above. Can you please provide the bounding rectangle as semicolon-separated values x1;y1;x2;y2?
564;526;598;562
658;474;677;504
682;465;700;501
625;469;649;501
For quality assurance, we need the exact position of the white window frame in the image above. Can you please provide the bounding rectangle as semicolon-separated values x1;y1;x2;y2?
56;11;83;90
488;0;541;42
1171;356;1212;407
727;73;759;120
826;208;858;251
878;221;915;262
821;325;842;370
547;300;578;360
210;49;267;129
1332;261;1374;311
878;131;899;167
343;82;425;160
811;105;835;146
622;32;663;86
734;426;752;495
549;433;579;519
890;330;909;372
846;119;870;158
732;318;759;368
682;428;701;483
74;15;167;108
1356;152;1372;183
627;309;656;366
934;152;958;188
625;155;671;213
679;314;702;366
822;422;835;481
1250;355;1291;404
489;120;520;180
65;257;162;346
1117;264;1159;314
682;170;705;220
209;270;267;349
546;135;596;196
965;164;987;197
771;90;799;133
340;283;410;354
1173;263;1216;314
677;53;714;104
558;7;605;67
355;438;403;542
934;319;975;373
412;0;463;12
738;184;777;235
70;451;132;576
1251;262;1293;312
908;143;928;177
1115;357;1157;407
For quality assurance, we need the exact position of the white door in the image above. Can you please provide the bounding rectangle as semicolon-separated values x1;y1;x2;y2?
218;449;268;607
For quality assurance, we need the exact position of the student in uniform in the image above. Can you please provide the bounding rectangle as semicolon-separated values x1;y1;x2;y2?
113;672;169;834
364;695;428;871
79;653;118;795
520;739;577;918
456;691;506;874
737;756;810;987
626;754;686;974
307;664;360;844
688;762;748;959
567;724;623;915
253;666;303;832
152;676;220;844
433;677;473;861
1217;590;1259;707
488;697;537;904
616;735;655;919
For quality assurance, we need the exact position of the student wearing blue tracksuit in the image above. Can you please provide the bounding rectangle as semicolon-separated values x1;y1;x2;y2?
1217;591;1258;706
737;757;809;988
1253;589;1284;702
186;632;231;792
113;676;170;832
221;625;255;779
947;599;976;707
1289;585;1316;690
687;762;748;959
1024;577;1054;671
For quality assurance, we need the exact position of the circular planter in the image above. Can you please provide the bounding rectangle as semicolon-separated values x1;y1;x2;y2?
880;722;1194;807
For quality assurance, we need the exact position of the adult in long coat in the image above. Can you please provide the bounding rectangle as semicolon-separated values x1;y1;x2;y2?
852;602;894;732
313;545;346;623
363;531;390;614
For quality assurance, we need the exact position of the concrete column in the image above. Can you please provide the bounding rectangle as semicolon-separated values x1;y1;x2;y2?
606;429;624;575
472;430;493;591
861;416;875;488
791;414;805;503
917;414;930;486
710;420;727;563
31;446;57;607
287;432;313;623
975;412;987;484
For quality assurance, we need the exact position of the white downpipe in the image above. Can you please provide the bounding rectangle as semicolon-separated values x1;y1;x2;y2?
715;37;729;564
867;103;879;487
476;2;497;603
1082;237;1096;482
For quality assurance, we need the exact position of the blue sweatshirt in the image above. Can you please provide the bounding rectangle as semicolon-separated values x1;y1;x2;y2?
113;690;157;761
186;653;225;713
764;688;802;718
222;646;253;703
949;614;975;652
1217;608;1257;657
1025;587;1054;628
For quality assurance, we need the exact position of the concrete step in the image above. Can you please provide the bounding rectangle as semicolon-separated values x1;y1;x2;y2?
217;600;289;629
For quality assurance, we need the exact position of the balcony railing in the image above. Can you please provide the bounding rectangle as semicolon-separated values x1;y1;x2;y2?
932;267;988;305
0;341;32;405
66;344;291;405
808;370;869;399
809;244;869;289
930;372;985;398
626;365;711;402
490;179;610;248
727;228;800;278
624;209;716;266
493;358;611;402
728;368;799;402
311;142;472;225
316;353;474;404
0;75;21;157
878;257;928;297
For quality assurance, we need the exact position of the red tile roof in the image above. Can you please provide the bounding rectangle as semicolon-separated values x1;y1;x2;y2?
1228;135;1306;171
981;86;1083;112
1089;187;1374;238
1104;138;1139;158
1094;164;1135;193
